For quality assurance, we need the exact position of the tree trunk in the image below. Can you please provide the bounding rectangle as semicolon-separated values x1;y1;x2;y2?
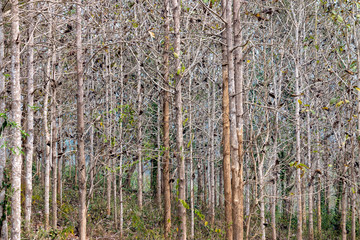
221;0;233;236
307;98;314;240
293;3;303;236
163;0;171;237
189;78;195;239
10;0;21;239
156;91;162;207
119;43;124;237
136;52;143;210
51;77;58;229
233;0;244;238
76;1;87;239
172;0;186;238
0;2;7;238
341;183;347;240
209;81;216;226
24;0;35;232
44;68;51;231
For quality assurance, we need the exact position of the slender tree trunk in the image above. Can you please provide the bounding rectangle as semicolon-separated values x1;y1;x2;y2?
294;5;303;237
163;0;171;237
44;2;54;228
189;78;195;239
354;12;360;240
10;0;22;239
51;80;58;229
307;97;314;240
44;66;51;231
209;81;216;226
119;43;124;238
76;1;87;239
172;0;186;238
341;183;347;240
58;120;63;206
25;0;34;232
221;0;233;236
105;53;112;217
351;141;356;240
136;52;143;210
0;2;7;238
156;91;162;207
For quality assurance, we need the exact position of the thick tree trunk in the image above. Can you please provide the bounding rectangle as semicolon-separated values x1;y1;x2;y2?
10;0;22;239
233;0;244;239
76;1;87;239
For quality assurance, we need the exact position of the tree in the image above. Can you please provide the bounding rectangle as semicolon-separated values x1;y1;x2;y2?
76;1;87;239
10;0;21;239
163;0;171;237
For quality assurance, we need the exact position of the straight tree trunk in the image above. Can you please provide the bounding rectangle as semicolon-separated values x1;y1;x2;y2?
10;0;22;239
156;91;162;207
209;81;216;226
172;0;186;238
293;3;303;237
51;80;58;229
0;1;7;237
136;52;143;210
307;89;314;240
221;0;233;236
233;0;244;239
24;0;35;232
58;120;63;206
163;0;171;237
119;43;124;237
226;0;241;239
105;53;112;217
341;183;347;240
189;78;195;239
76;1;87;239
44;63;51;231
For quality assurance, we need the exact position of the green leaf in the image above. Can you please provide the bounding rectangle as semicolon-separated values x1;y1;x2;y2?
179;199;189;209
330;97;338;105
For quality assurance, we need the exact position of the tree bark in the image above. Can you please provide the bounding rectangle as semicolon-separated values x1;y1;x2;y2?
136;51;143;210
233;0;244;238
0;1;7;237
221;0;233;237
163;0;171;237
25;0;35;232
51;78;58;229
10;0;22;239
172;0;186;238
76;1;87;239
189;78;195;239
